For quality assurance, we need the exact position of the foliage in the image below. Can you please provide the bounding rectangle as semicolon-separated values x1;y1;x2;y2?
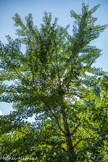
0;3;108;162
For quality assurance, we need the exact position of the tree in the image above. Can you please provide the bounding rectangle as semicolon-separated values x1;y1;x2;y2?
0;3;108;161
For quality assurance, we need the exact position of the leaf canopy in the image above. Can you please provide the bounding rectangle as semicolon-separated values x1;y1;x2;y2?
0;3;108;162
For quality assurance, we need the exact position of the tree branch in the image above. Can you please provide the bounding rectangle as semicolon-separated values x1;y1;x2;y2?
43;102;66;135
51;133;65;137
13;67;66;136
70;122;81;136
81;125;93;137
73;137;89;148
61;147;67;152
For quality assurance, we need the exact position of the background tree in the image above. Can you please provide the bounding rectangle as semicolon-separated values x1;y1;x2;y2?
0;3;108;161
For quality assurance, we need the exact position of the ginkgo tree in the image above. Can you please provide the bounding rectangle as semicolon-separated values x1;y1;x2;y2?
0;3;108;162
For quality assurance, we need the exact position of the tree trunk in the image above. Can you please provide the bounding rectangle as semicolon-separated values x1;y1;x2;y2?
66;135;77;162
61;105;77;162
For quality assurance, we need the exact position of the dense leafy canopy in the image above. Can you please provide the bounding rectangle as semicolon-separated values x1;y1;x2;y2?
0;3;108;162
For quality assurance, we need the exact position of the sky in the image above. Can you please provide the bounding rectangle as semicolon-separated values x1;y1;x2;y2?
0;0;108;117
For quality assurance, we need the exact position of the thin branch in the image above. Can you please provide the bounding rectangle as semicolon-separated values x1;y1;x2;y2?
74;137;89;148
78;128;85;138
61;147;67;152
42;72;56;87
17;129;27;135
5;52;65;135
51;133;65;137
13;67;66;136
42;102;66;135
81;125;93;137
70;122;81;136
